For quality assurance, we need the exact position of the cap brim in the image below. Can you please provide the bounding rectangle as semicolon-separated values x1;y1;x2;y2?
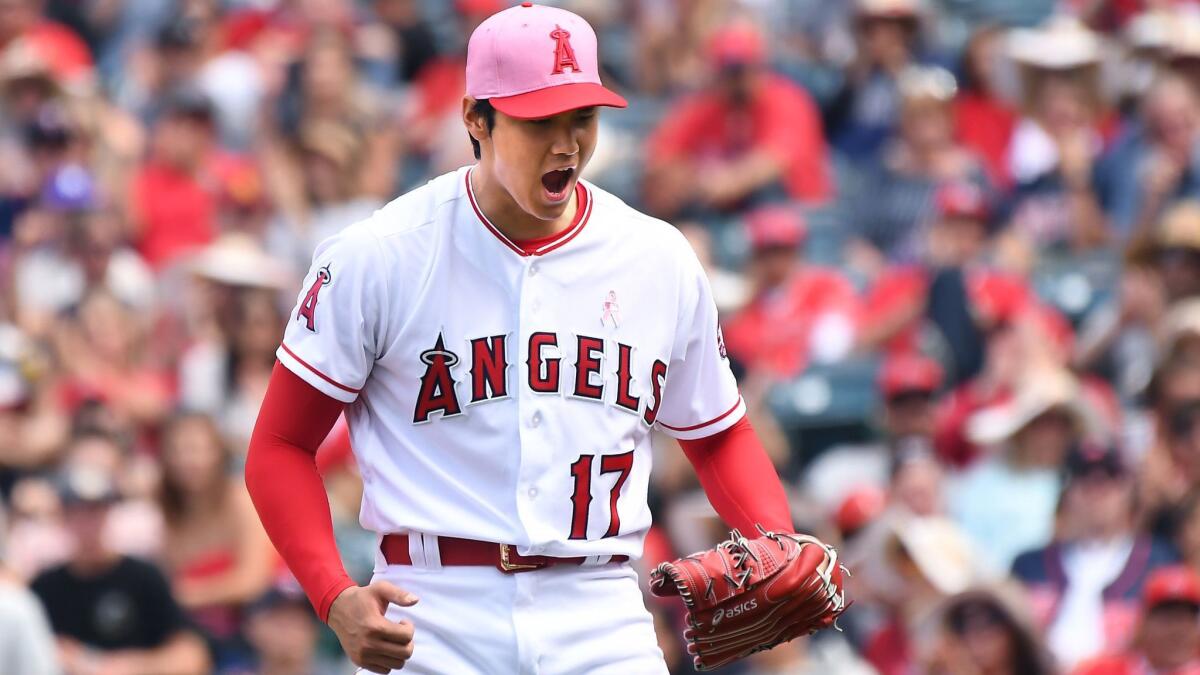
488;82;627;120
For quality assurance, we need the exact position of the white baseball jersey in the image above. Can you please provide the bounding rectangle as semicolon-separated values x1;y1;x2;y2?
277;166;745;560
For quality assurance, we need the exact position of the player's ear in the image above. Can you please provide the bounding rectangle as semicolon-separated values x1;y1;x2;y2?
463;96;491;145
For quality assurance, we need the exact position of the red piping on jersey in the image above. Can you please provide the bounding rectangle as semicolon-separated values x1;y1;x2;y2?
279;343;361;394
465;168;592;257
659;396;744;432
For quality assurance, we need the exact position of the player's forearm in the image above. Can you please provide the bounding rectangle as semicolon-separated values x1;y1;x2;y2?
246;362;354;621
677;416;793;534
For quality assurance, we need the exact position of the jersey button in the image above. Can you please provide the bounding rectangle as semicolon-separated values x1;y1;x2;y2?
527;487;538;499
528;263;538;276
531;411;542;427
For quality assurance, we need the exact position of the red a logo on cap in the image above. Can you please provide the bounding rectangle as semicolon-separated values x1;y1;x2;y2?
550;25;579;74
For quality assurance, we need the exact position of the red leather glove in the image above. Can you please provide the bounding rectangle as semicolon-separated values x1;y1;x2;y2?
649;530;849;671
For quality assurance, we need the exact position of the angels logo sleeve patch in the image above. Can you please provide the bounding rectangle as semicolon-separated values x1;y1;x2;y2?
654;249;745;441
277;224;387;403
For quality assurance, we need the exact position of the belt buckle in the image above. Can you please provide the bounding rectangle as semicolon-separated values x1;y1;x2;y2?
498;544;543;573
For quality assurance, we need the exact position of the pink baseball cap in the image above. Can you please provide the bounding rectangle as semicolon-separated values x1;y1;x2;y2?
466;2;627;119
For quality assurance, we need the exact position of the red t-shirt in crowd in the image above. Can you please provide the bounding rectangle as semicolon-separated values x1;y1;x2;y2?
859;266;1041;358
954;91;1017;187
722;267;858;378
131;162;216;270
647;74;832;203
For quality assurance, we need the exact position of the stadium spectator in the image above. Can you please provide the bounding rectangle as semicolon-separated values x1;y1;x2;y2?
0;502;59;674
1129;200;1200;304
1145;401;1200;535
849;65;992;265
1012;443;1177;669
805;352;944;511
1097;74;1200;238
926;588;1055;675
856;180;1017;375
178;235;290;447
950;368;1098;572
720;205;858;380
50;289;173;433
860;513;983;675
643;21;831;221
31;466;210;674
127;87;219;270
828;0;926;160
157;413;275;666
240;583;330;675
1003;17;1111;252
1072;565;1200;675
954;25;1020;187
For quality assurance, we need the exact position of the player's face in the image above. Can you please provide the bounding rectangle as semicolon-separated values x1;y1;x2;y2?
491;107;598;220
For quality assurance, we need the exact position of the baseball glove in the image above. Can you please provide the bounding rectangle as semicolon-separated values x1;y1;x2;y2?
649;529;849;671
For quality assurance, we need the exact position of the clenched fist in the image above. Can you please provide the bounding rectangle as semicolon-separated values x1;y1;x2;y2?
327;581;419;673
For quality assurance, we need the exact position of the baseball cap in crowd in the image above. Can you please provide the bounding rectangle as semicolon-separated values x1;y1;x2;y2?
746;205;806;251
878;353;943;399
247;579;312;617
707;24;767;68
936;181;989;221
835;486;886;536
1064;442;1128;482
1143;566;1200;610
57;466;120;508
466;3;626;120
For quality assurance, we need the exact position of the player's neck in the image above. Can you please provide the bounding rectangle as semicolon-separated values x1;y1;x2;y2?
470;164;577;243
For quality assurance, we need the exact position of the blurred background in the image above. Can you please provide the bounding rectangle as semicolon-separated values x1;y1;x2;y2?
9;0;1200;673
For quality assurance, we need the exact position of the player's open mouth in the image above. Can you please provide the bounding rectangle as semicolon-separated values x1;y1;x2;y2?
541;167;575;203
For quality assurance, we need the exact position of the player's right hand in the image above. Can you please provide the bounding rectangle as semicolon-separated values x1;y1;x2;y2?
327;581;419;673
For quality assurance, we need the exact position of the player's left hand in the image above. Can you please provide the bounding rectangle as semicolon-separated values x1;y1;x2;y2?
649;529;849;671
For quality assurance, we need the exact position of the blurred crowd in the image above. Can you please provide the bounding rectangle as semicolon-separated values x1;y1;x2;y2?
11;0;1200;673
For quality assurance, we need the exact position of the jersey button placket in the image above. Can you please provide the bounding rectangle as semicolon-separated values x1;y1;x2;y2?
516;259;551;551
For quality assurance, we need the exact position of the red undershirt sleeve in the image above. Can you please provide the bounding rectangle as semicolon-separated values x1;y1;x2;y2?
246;361;354;621
676;415;794;535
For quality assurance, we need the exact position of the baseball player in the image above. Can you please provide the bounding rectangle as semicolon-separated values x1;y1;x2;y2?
245;4;846;674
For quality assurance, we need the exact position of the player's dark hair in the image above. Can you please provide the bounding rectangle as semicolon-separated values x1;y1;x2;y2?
469;98;496;160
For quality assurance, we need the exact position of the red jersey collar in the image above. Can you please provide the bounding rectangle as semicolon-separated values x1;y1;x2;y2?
465;167;592;257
